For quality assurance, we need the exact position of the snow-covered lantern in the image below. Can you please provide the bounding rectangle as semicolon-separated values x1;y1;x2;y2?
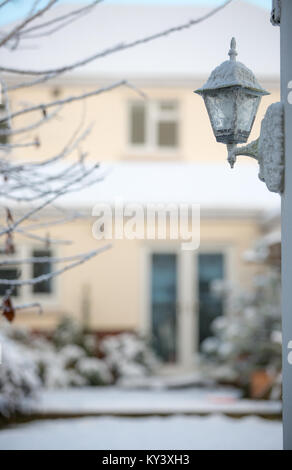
194;38;269;148
193;37;285;195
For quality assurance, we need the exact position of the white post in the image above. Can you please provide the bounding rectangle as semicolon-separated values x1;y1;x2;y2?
276;0;292;450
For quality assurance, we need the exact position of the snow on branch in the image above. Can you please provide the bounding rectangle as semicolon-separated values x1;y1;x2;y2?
0;244;111;287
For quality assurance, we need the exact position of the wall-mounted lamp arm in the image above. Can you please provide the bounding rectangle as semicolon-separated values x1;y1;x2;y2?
226;102;284;194
227;139;259;169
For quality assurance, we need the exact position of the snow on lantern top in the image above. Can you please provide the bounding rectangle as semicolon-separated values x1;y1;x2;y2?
194;38;270;145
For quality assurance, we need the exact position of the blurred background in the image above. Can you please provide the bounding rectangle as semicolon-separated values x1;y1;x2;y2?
0;0;283;450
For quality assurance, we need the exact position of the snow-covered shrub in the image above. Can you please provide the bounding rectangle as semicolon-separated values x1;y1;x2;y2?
201;268;282;397
77;357;113;385
0;319;113;399
100;333;158;381
0;330;41;416
0;321;157;408
36;346;74;389
52;316;96;355
36;341;111;388
60;344;86;369
37;344;112;388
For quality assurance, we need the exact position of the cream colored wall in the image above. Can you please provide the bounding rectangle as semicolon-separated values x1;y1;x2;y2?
12;215;262;332
10;81;280;164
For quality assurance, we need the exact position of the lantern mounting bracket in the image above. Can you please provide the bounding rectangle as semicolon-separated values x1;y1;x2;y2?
227;102;285;194
227;139;259;167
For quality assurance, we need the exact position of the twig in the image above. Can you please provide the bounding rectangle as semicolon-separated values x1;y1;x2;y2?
0;0;58;49
1;80;127;122
2;1;233;78
0;244;111;286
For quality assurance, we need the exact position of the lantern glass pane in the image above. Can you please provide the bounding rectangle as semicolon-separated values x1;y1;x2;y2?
235;91;261;137
204;89;235;142
203;87;262;144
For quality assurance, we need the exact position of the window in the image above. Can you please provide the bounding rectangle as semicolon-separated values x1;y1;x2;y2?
129;100;179;151
198;253;224;347
0;247;54;302
0;268;19;297
151;253;177;363
0;103;8;145
0;246;20;297
130;103;146;145
32;249;52;294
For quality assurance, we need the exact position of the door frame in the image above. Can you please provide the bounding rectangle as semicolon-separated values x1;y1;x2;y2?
140;242;234;372
140;241;196;371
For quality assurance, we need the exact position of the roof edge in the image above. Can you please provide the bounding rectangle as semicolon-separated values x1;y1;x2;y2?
4;73;280;90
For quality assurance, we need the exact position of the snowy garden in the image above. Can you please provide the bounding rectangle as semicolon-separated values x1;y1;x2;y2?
0;261;283;450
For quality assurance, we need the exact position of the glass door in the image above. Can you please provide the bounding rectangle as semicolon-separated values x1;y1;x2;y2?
151;253;177;363
198;253;224;347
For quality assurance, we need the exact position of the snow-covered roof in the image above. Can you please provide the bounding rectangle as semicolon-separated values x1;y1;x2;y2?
2;1;280;83
57;162;280;214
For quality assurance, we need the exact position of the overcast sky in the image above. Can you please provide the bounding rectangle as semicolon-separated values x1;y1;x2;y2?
0;0;270;25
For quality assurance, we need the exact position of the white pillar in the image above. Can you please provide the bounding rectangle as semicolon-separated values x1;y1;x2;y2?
279;0;292;450
178;250;196;369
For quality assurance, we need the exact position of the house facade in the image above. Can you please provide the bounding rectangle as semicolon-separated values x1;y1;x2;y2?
0;2;281;370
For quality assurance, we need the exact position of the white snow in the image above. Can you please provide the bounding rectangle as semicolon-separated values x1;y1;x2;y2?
6;160;280;212
47;162;280;212
0;414;282;450
196;59;267;94
28;387;282;417
0;331;41;415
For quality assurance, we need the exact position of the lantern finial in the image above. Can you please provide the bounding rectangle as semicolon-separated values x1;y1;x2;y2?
228;37;237;61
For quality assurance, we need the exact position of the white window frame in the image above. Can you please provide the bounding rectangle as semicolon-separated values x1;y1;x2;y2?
127;99;180;155
0;244;59;307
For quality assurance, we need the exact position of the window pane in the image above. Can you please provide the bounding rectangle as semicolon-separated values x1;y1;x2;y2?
159;101;177;111
0;104;8;145
158;121;178;147
151;253;177;363
0;268;19;297
33;250;52;294
198;253;224;347
130;104;145;144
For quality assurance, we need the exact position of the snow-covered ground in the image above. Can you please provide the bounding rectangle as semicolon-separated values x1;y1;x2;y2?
0;387;282;449
0;415;282;450
28;386;282;416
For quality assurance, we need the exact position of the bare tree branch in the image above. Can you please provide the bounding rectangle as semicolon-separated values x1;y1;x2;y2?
0;249;105;265
0;106;62;136
0;0;233;320
0;0;58;48
1;0;232;78
1;80;127;122
20;0;103;39
0;244;111;286
0;301;43;314
0;0;11;10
